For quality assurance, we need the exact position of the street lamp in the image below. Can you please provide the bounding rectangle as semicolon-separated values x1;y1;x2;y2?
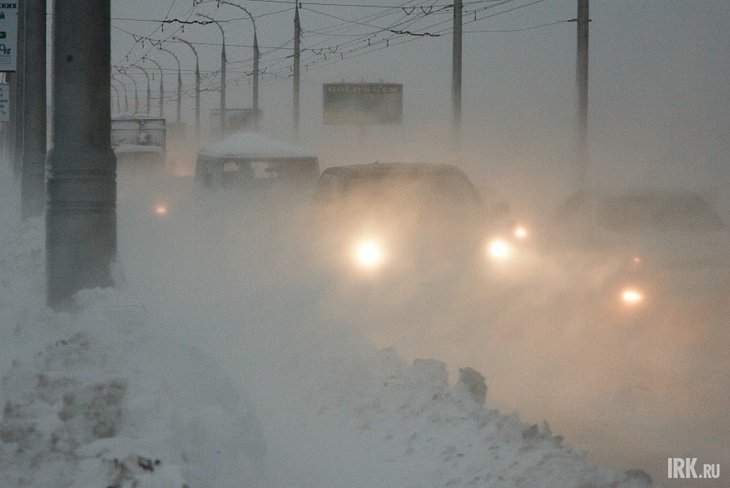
143;56;164;118
110;83;120;115
116;70;139;114
111;76;129;113
196;13;226;136
221;1;259;128
158;47;182;125
131;63;151;115
173;37;200;138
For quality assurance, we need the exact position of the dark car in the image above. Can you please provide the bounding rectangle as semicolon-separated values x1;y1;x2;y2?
308;162;530;284
550;190;729;317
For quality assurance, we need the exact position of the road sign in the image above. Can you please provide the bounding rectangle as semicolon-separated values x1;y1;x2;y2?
323;83;403;125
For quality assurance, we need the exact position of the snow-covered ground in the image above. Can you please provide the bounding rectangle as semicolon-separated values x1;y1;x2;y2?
0;159;654;487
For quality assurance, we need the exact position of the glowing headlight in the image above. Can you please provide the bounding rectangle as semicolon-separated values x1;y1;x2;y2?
354;240;384;270
155;204;169;216
513;225;529;240
487;238;513;261
620;287;645;306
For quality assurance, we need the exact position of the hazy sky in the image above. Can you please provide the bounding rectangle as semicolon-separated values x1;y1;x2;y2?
110;0;730;203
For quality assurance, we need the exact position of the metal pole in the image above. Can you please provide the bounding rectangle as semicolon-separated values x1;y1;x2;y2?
173;37;200;138
576;0;590;190
6;72;16;164
47;0;116;309
13;0;25;177
110;84;120;115
132;64;151;115
143;57;164;118
221;1;259;128
197;14;226;137
293;4;301;140
158;47;182;124
118;70;138;114
451;0;462;155
20;0;47;220
112;77;129;113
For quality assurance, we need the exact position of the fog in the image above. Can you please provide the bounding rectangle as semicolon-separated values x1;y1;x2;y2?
6;0;727;485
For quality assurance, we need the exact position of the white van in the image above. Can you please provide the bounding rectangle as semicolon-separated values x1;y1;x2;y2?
195;132;319;200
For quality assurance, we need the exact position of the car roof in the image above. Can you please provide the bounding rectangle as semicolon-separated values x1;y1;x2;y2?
198;132;317;160
320;162;465;179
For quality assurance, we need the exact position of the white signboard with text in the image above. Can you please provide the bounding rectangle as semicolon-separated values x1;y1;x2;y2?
0;2;18;72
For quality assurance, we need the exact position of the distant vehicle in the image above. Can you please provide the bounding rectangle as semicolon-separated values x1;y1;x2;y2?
195;133;319;203
550;191;728;314
111;115;167;169
308;162;530;282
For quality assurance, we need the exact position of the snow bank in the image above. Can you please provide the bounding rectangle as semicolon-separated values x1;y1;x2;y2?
1;215;654;487
0;219;268;488
254;328;654;488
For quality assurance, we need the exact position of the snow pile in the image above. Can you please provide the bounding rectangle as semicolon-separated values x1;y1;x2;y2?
257;331;654;488
0;220;267;488
0;216;654;487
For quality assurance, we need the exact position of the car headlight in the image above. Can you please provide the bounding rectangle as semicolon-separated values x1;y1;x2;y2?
487;238;514;262
155;204;169;216
620;286;645;306
353;239;385;270
513;224;529;240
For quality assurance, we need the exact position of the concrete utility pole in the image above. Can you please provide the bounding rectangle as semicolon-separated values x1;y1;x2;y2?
293;3;301;140
451;0;462;154
158;47;182;124
174;37;201;138
46;0;116;309
576;0;590;190
144;56;164;118
197;13;226;137
20;0;47;219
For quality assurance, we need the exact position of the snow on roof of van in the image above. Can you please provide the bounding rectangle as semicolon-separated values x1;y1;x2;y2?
198;132;316;159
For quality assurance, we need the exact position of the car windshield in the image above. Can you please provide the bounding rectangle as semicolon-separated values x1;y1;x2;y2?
314;166;483;211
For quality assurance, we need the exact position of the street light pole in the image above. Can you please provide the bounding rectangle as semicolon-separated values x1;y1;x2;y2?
158;47;182;124
111;77;129;113
197;13;226;137
143;56;164;118
117;70;139;114
576;0;590;190
293;4;301;140
173;37;201;138
21;0;47;219
131;64;151;115
222;1;260;128
451;0;462;155
110;84;120;115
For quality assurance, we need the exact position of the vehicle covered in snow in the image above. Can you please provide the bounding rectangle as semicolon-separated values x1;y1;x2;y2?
308;162;530;282
111;115;167;169
195;133;320;200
